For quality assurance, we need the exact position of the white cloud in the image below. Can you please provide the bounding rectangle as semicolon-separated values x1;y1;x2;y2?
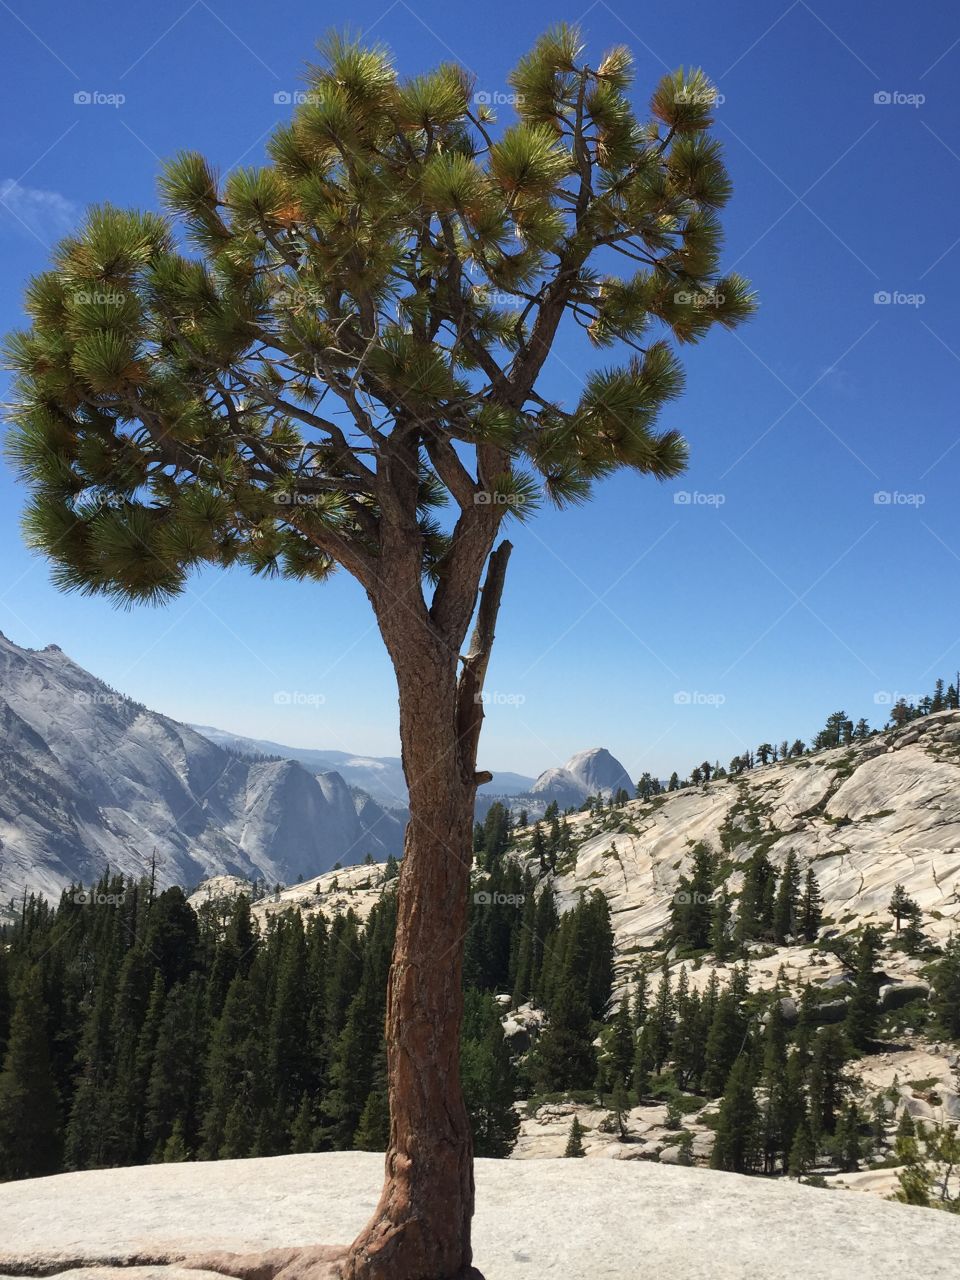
0;179;78;241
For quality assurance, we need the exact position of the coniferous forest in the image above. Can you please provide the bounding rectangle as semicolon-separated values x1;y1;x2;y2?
0;858;615;1180
4;808;960;1204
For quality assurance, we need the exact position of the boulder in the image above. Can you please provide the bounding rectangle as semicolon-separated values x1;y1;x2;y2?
761;996;799;1027
879;981;931;1011
821;973;855;990
502;1019;531;1054
811;998;849;1025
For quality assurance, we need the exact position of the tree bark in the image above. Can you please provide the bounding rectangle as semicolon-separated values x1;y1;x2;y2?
338;542;512;1280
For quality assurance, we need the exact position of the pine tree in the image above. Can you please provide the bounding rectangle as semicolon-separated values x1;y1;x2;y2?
354;1089;391;1153
291;1095;319;1153
889;883;917;934
534;981;596;1092
609;1077;632;1139
932;934;960;1037
160;1119;191;1163
0;969;61;1179
669;843;714;949
799;869;823;941
564;1116;586;1158
845;926;881;1051
603;997;635;1090
835;1101;861;1172
788;1118;817;1179
5;28;753;1273
808;1027;846;1139
772;851;801;944
702;984;747;1097
460;991;519;1158
710;888;732;961
710;1055;759;1173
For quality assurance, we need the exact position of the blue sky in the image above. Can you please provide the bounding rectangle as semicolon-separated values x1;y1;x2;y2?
1;0;958;781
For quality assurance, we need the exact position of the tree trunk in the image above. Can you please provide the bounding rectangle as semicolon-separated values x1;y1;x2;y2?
339;701;477;1279
340;542;511;1280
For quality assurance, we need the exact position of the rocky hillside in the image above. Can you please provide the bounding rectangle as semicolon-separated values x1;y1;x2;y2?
198;709;960;966
0;633;404;904
537;708;960;959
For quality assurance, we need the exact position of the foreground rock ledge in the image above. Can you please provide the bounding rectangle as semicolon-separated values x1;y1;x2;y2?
1;1151;959;1280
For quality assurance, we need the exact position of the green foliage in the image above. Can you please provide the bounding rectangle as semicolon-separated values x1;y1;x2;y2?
5;30;753;611
564;1114;586;1157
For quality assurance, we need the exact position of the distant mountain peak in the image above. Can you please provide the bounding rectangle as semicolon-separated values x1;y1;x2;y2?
530;746;633;804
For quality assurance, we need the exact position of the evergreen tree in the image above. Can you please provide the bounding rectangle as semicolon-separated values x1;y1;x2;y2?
932;934;960;1038
788;1118;816;1179
564;1116;586;1158
772;851;801;944
710;1054;759;1173
669;843;714;949
808;1027;846;1139
460;991;519;1158
354;1089;390;1153
0;969;61;1179
534;981;596;1092
799;869;823;942
710;888;732;961
845;926;881;1051
6;24;753;1272
835;1101;861;1172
